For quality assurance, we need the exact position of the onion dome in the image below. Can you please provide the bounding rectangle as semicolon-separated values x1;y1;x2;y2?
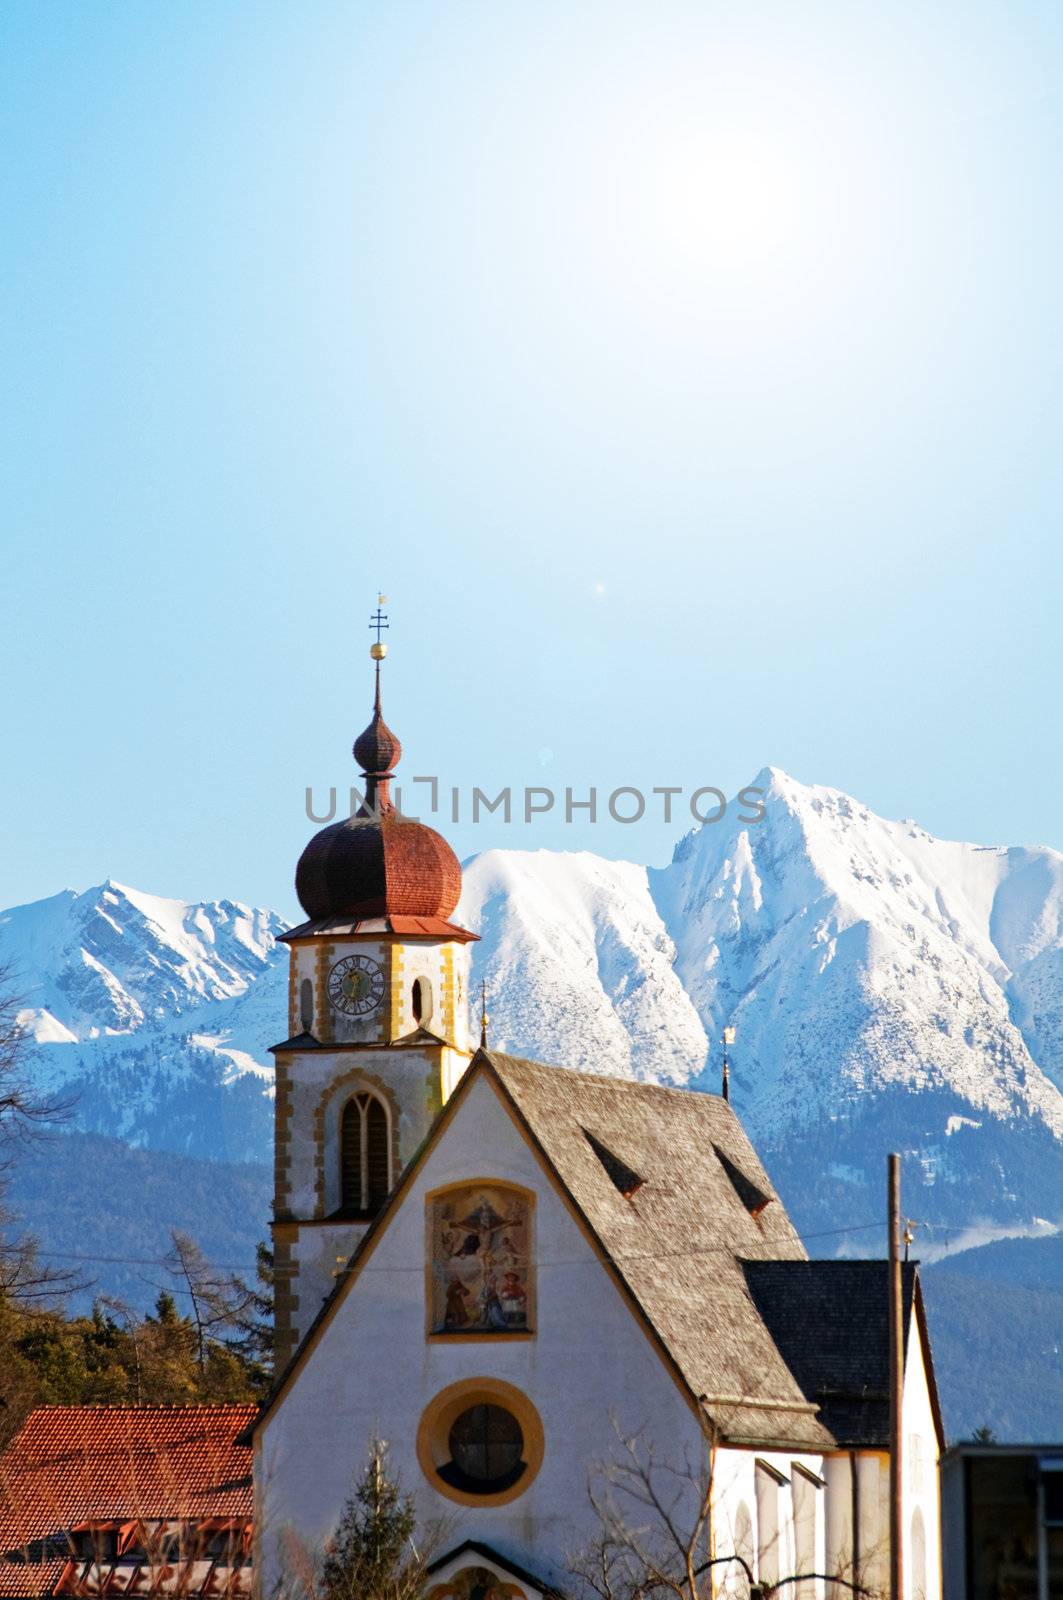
295;656;462;925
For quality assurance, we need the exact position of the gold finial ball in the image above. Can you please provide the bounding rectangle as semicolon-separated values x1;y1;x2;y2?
370;642;388;660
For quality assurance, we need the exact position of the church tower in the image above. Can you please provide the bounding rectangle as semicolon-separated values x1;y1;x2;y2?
271;615;477;1366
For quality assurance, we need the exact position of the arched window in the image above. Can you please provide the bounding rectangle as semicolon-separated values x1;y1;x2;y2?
910;1508;927;1600
731;1501;754;1598
340;1092;391;1215
412;977;433;1026
792;1466;822;1600
299;977;314;1032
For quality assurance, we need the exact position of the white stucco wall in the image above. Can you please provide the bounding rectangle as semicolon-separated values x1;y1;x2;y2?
901;1312;941;1600
715;1447;829;1600
258;1073;757;1595
817;1307;941;1600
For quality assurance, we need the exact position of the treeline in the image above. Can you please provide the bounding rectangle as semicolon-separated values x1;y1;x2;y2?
0;970;274;1445
0;1230;273;1444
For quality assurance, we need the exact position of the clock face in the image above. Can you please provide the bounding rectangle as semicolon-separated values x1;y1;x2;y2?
328;954;385;1017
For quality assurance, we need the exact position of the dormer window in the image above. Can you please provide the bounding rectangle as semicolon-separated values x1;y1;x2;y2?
340;1092;391;1216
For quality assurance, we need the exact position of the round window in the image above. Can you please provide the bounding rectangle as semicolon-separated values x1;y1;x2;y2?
440;1403;525;1493
417;1379;544;1506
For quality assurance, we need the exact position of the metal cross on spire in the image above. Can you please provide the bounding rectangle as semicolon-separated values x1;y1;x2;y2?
369;593;389;649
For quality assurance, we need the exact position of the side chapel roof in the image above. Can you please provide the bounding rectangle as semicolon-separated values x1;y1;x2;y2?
741;1259;945;1449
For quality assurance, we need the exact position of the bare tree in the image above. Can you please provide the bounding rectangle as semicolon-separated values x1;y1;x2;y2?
165;1230;262;1371
569;1419;873;1600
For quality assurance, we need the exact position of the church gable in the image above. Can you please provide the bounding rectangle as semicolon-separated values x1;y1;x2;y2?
257;1052;833;1457
255;1063;705;1579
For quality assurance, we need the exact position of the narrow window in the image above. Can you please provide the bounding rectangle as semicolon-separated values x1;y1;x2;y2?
412;977;433;1026
756;1460;785;1587
792;1466;822;1600
366;1095;389;1211
340;1092;391;1215
910;1508;927;1600
340;1097;363;1210
732;1501;754;1597
299;977;314;1032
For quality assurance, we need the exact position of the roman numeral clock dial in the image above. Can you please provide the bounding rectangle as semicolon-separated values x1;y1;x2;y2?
328;954;385;1017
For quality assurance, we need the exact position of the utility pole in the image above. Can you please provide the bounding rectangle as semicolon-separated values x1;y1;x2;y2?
888;1152;904;1600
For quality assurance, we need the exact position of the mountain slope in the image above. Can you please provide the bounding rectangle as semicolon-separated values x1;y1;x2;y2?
457;848;708;1084
458;769;1063;1240
0;881;286;1161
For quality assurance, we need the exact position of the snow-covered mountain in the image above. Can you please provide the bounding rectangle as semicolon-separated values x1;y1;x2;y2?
463;768;1063;1240
0;881;286;1160
3;769;1062;1241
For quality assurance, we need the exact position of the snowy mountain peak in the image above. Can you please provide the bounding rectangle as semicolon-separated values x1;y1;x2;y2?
0;879;286;1044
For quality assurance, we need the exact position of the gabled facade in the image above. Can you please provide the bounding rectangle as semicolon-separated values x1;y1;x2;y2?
255;650;945;1600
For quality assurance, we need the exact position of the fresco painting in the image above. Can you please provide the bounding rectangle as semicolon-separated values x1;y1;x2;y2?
429;1184;532;1334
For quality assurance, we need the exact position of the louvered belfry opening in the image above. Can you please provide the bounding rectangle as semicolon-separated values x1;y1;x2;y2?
340;1092;390;1216
365;1095;389;1210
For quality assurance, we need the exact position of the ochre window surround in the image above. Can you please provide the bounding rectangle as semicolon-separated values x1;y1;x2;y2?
417;1378;545;1509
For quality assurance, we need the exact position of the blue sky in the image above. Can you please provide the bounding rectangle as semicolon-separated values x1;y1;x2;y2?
2;0;1061;919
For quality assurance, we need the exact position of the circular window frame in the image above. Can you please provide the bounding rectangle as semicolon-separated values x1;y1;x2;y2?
416;1378;544;1508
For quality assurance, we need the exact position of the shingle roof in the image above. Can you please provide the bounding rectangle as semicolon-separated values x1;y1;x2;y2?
741;1260;920;1446
259;1051;930;1455
0;1406;254;1554
484;1053;832;1449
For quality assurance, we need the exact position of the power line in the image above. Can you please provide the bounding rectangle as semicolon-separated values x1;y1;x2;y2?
29;1217;888;1277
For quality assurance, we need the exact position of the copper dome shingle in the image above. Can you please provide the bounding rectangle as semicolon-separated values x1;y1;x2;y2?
296;811;462;922
295;668;463;924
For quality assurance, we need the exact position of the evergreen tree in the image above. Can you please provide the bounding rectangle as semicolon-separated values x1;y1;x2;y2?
320;1441;425;1600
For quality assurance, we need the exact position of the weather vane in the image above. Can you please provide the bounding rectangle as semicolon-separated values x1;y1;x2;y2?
479;979;489;1051
369;593;389;660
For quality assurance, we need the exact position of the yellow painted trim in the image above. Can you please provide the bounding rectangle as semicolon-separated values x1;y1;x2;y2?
423;1178;536;1340
416;1377;545;1509
315;944;334;1044
389;943;406;1040
426;1332;535;1345
440;944;455;1042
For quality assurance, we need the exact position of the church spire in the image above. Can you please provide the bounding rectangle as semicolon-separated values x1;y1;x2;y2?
353;594;401;815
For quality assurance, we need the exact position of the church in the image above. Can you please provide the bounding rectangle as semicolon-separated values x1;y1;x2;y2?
251;638;944;1600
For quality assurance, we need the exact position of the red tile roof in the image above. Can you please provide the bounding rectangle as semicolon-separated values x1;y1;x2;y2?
0;1407;254;1554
